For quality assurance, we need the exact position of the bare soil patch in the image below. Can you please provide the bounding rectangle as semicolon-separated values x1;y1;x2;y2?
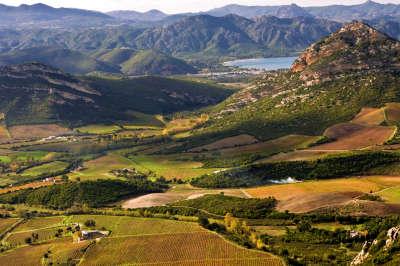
122;185;246;209
245;176;400;213
352;107;385;125
9;124;71;140
190;134;259;152
311;123;394;150
385;103;400;122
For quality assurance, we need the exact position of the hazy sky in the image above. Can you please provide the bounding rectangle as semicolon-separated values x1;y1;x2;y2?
1;0;400;13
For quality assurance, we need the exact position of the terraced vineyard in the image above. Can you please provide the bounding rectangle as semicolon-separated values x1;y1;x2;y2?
0;215;283;266
81;231;283;266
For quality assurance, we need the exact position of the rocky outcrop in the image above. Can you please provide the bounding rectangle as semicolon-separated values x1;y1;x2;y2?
351;225;400;265
386;226;400;249
351;241;372;265
291;21;400;85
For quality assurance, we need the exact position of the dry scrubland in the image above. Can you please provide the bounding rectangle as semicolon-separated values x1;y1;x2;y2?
351;107;385;125
246;176;400;213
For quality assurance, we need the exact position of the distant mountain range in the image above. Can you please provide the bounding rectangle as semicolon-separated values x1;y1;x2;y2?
107;9;168;22
0;3;115;28
0;1;400;74
0;15;342;64
1;1;400;29
206;1;400;22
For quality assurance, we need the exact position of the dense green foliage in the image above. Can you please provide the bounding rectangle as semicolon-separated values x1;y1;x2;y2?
0;179;166;209
121;50;197;76
172;194;277;218
0;47;120;75
191;152;400;188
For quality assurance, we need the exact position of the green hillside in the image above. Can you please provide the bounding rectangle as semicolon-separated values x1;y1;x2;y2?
97;48;137;65
0;63;231;126
0;47;120;75
189;22;400;142
120;50;197;76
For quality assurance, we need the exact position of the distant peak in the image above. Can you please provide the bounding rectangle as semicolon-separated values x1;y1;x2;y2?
291;21;400;83
19;3;52;9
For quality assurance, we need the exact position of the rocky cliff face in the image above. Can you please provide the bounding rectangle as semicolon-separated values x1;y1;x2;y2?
291;21;400;85
351;225;400;265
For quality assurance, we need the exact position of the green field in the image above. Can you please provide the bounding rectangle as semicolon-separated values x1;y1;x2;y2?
376;186;400;203
21;161;69;177
6;226;66;246
64;215;202;236
76;124;122;134
68;154;135;181
128;155;220;179
14;216;64;232
0;151;53;164
122;111;165;128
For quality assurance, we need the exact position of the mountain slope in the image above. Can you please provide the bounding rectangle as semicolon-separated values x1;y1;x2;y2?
121;50;197;76
97;48;138;66
135;15;341;58
0;63;231;126
0;47;120;75
191;22;400;142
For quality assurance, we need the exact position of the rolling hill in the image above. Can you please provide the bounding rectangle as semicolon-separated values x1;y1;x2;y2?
0;63;231;126
120;50;197;76
191;21;400;142
97;48;138;66
0;47;121;75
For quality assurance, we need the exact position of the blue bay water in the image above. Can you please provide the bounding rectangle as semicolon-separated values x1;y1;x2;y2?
223;56;297;70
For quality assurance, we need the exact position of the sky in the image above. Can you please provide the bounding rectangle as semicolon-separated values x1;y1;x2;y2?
1;0;400;13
